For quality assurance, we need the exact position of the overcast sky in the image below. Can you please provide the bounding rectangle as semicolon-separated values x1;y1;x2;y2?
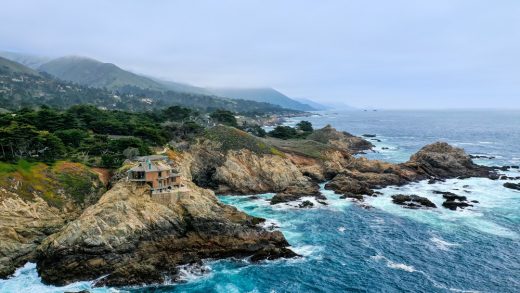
1;0;519;109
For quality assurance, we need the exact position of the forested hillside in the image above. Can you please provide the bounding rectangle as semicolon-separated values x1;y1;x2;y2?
0;57;297;114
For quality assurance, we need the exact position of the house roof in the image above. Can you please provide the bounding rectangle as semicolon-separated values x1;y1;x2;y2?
128;160;173;173
136;155;169;162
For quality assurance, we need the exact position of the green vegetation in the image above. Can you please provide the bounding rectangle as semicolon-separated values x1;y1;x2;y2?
296;120;313;132
265;138;334;160
204;125;282;156
0;160;104;207
241;123;267;137
210;110;238;127
0;57;301;114
0;105;207;167
267;121;314;140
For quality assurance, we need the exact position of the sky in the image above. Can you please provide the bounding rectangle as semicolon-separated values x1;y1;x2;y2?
1;0;519;109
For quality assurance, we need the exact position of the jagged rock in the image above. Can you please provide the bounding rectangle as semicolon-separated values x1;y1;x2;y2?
36;182;296;286
469;154;496;160
325;174;374;196
406;142;492;179
298;200;314;208
362;134;377;138
340;193;364;201
432;191;467;201
442;200;472;210
391;194;437;209
503;182;520;191
317;200;328;205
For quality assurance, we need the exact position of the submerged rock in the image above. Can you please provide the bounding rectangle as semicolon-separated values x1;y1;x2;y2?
391;194;437;209
36;182;296;287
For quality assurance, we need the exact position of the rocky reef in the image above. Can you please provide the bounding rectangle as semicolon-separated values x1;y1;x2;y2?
35;181;296;286
391;194;437;209
324;142;494;202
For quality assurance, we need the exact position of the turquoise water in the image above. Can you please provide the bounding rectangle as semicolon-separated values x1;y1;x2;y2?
1;110;519;292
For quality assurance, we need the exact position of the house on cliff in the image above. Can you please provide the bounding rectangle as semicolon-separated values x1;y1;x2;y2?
127;155;183;194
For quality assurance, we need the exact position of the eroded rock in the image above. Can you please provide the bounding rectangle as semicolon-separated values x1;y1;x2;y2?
36;182;296;286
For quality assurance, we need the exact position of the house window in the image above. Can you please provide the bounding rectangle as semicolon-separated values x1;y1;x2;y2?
158;171;162;177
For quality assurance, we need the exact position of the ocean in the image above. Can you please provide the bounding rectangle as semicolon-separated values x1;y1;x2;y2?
1;110;519;293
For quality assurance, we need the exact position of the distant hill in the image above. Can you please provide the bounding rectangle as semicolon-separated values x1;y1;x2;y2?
0;51;51;69
0;56;41;76
38;56;167;91
207;87;315;111
0;57;294;115
149;77;211;95
294;98;331;111
1;53;311;113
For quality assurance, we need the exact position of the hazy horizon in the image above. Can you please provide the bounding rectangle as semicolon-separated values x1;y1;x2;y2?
1;0;519;109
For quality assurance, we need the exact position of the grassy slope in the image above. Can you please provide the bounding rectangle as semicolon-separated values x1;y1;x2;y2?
0;160;104;208
204;125;284;156
264;137;336;160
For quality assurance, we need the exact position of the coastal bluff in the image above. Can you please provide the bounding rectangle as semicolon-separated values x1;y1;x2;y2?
35;181;296;286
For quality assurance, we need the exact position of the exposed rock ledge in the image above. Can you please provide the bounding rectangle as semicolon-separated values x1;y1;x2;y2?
35;182;296;287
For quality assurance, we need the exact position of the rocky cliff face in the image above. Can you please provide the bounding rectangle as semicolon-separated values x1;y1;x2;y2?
36;181;296;286
0;161;105;278
176;125;370;202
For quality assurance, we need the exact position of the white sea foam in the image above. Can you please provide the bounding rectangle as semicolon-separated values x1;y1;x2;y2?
366;178;520;239
175;262;212;283
430;236;460;251
337;226;346;233
0;263;116;293
370;255;416;272
291;245;322;257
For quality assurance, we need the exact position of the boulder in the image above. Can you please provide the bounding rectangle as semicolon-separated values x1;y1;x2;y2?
391;194;437;209
433;191;467;201
406;142;492;179
503;182;520;191
442;200;472;211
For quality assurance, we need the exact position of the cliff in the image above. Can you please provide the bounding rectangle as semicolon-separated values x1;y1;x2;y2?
0;161;105;278
174;126;364;199
36;181;296;286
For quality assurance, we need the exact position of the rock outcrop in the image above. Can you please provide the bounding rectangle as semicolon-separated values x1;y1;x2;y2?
405;142;491;179
0;162;105;278
503;182;520;191
391;194;437;209
36;182;296;286
325;142;494;201
306;125;373;153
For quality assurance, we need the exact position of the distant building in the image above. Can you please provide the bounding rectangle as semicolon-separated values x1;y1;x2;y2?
127;155;182;194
